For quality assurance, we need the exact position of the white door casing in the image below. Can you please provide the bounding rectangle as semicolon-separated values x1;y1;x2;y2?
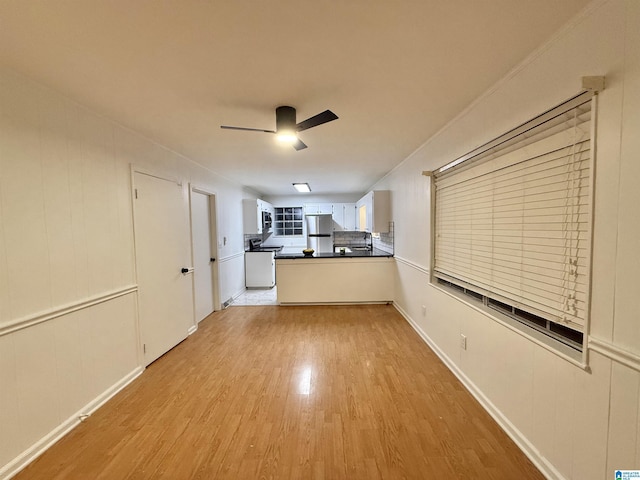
133;171;193;366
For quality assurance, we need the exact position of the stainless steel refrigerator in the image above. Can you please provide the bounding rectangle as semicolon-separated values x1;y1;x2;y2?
305;214;333;253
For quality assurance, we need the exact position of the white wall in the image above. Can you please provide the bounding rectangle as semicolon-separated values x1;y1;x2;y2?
0;67;249;477
376;1;640;478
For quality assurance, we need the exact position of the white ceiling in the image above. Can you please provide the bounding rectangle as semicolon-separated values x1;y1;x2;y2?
0;0;590;196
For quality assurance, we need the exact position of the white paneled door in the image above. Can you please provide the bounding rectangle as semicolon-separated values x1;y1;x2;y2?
133;172;193;366
191;190;217;322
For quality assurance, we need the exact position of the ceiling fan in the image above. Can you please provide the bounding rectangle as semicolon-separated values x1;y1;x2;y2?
220;106;338;151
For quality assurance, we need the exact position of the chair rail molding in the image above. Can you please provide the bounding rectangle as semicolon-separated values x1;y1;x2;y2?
0;285;138;337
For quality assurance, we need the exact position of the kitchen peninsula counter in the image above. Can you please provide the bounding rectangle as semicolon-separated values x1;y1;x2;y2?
275;253;394;305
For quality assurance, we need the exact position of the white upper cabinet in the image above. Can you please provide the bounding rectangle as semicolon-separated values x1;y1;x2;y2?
342;203;357;230
332;203;357;231
356;191;390;233
243;198;274;234
304;203;333;215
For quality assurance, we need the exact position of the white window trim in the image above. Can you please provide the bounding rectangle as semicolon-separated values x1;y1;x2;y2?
273;206;305;238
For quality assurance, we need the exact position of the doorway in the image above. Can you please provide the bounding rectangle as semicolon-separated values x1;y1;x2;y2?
190;188;220;321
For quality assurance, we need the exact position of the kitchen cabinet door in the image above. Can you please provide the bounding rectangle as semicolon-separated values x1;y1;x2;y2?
342;203;356;230
243;199;261;234
332;203;356;231
332;204;344;231
304;203;333;215
318;203;333;214
245;251;275;288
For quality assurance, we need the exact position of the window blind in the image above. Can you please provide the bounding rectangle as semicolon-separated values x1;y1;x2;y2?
433;92;593;333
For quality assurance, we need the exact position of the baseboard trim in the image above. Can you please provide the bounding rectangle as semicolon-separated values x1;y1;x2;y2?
279;301;392;306
0;366;144;480
392;301;566;480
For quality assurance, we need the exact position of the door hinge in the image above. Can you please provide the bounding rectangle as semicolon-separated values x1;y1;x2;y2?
135;188;138;199
143;343;146;353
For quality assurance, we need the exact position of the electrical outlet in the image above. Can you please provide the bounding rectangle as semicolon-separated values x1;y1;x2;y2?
460;334;467;350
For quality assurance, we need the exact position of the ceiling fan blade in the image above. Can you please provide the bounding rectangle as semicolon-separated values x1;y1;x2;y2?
292;138;308;151
220;126;275;133
296;110;338;132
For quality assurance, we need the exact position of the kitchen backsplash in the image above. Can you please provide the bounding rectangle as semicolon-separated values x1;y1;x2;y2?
243;233;262;250
372;221;394;254
334;224;394;255
247;225;395;254
333;230;371;248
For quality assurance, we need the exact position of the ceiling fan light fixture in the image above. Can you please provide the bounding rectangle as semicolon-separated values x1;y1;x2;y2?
292;183;311;193
276;130;298;144
220;105;337;152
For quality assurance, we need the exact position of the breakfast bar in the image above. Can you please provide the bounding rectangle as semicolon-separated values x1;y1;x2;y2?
275;250;394;304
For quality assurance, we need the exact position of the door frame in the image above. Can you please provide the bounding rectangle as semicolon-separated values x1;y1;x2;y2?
189;184;221;319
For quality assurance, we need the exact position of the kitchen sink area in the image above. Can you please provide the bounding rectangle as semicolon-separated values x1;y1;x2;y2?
333;230;373;252
274;228;394;304
335;246;369;253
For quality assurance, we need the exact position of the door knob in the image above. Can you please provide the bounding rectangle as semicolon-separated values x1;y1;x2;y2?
181;267;194;275
210;258;216;262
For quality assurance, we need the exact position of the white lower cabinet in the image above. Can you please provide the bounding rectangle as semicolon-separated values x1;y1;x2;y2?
245;252;275;288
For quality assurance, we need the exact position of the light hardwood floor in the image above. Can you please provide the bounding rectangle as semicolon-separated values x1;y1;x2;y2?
14;305;544;479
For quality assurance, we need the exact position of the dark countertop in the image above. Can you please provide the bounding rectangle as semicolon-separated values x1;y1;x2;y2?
275;248;393;259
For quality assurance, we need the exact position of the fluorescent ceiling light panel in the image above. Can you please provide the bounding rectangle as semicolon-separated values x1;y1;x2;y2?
292;183;311;193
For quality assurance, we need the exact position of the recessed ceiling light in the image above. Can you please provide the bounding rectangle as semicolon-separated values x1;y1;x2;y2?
292;183;311;193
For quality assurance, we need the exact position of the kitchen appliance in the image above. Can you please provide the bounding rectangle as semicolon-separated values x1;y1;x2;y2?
305;214;332;253
248;238;283;252
261;211;273;232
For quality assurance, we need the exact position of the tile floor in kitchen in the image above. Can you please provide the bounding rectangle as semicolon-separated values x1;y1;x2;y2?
231;287;278;306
